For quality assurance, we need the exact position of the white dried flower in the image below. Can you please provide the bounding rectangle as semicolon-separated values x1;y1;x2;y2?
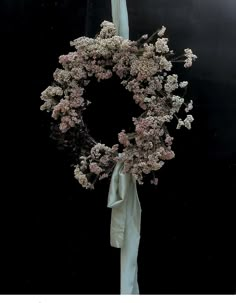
155;38;169;53
184;115;194;129
185;100;193;112
184;48;197;68
74;166;93;189
159;56;172;71
98;21;117;38
176;118;184;129
164;74;178;93
158;26;166;37
179;81;188;88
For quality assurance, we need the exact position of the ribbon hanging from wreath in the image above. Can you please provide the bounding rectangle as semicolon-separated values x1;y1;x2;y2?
108;0;141;295
40;0;197;295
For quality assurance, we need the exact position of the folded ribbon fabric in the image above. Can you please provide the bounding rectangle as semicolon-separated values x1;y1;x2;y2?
107;161;141;294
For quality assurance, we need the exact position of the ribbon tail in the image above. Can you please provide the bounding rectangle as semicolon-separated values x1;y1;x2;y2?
120;177;141;294
108;162;141;294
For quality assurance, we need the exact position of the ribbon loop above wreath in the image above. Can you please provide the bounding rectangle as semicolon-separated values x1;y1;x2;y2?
111;0;129;39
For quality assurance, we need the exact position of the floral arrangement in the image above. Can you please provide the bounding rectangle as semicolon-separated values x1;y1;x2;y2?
40;21;197;189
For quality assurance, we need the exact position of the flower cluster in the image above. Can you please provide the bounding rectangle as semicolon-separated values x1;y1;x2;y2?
74;143;118;189
40;20;197;188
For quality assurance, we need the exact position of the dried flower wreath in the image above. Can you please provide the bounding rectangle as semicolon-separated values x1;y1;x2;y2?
40;21;197;189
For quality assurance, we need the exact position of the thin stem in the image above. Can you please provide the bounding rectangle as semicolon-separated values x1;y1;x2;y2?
145;29;159;44
127;132;136;140
80;117;98;146
174;113;179;120
171;54;185;61
171;60;185;63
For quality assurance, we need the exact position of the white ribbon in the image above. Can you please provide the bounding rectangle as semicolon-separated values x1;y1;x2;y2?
108;1;141;295
108;161;141;294
111;0;129;39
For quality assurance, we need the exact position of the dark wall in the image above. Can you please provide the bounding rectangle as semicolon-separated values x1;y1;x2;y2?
1;0;235;294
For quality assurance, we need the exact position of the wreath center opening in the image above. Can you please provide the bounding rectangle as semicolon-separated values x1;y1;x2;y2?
83;75;142;147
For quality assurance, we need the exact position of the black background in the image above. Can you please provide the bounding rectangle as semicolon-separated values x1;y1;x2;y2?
1;0;236;294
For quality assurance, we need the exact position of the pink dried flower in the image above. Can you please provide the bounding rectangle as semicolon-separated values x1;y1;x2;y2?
118;130;130;147
89;162;103;175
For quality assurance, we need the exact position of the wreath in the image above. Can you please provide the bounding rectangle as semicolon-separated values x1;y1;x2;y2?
40;21;197;189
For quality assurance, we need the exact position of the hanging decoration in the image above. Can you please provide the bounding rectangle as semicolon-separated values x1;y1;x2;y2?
40;21;197;189
40;0;197;294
